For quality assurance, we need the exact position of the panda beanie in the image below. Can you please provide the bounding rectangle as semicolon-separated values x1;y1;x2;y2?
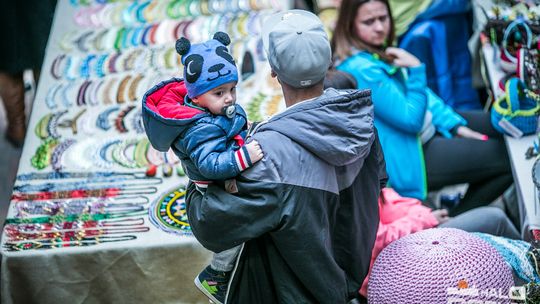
176;32;239;99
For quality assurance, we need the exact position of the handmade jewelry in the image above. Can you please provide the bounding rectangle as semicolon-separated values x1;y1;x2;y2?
13;198;147;217
11;186;157;202
114;105;135;133
148;185;191;236
95;139;120;168
130;109;144;134
96;106;120;130
50;54;67;80
51;139;76;171
3;235;138;251
127;73;144;101
31;138;59;170
116;75;132;103
112;138;139;168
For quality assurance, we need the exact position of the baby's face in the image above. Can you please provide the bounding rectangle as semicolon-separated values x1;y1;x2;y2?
192;82;237;115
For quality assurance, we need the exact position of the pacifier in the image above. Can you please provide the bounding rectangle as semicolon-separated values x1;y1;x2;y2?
222;105;236;118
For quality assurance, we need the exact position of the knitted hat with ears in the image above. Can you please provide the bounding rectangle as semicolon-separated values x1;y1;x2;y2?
176;32;238;99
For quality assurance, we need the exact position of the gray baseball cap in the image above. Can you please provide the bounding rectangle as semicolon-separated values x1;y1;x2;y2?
262;9;331;88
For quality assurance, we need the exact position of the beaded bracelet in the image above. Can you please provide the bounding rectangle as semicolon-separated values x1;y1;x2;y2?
143;0;159;22
94;54;108;78
96;106;120;130
127;73;144;101
45;84;62;110
50;54;66;80
80;55;96;79
166;0;182;19
76;80;91;106
61;81;77;108
102;77;118;104
122;1;138;25
112;138;139;168
92;29;109;51
114;105;135;133
48;110;68;139
114;27;127;50
98;3;116;28
116;75;132;104
187;0;201;17
140;24;153;46
75;31;94;52
35;113;53;139
95;139;120;168
130;109;145;134
59;30;77;52
134;137;150;167
89;79;104;105
84;81;98;106
135;1;151;23
51;139;76;171
199;0;210;15
31;138;59;170
107;52;122;73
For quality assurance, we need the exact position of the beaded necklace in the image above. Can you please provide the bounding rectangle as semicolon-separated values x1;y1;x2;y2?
17;171;152;182
11;186;157;202
13;197;148;216
3;235;138;251
6;226;149;242
148;185;191;236
5;209;148;224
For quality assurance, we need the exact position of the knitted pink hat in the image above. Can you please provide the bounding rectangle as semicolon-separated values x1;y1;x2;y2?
368;228;514;303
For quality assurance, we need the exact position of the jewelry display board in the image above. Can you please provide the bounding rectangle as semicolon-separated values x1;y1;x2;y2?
1;0;290;303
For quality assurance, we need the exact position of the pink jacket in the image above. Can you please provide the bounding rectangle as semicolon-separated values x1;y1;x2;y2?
360;188;439;296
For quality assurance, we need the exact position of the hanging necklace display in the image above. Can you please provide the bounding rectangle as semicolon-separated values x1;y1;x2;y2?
148;185;191;236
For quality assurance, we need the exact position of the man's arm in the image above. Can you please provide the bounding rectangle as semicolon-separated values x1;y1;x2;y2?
186;173;283;253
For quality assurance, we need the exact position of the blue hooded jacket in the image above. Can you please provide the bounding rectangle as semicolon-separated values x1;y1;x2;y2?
338;51;466;199
142;78;250;182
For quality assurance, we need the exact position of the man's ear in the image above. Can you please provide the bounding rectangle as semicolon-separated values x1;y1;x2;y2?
271;70;277;78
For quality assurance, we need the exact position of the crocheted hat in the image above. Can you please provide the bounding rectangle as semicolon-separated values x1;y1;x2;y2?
176;32;238;98
368;228;514;303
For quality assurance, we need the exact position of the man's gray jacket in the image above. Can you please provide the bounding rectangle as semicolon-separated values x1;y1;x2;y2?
187;88;387;303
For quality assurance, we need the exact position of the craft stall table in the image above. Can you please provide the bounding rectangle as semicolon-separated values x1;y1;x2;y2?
481;41;540;240
0;1;289;303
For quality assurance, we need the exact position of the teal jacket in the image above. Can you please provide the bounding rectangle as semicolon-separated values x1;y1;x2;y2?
338;51;466;199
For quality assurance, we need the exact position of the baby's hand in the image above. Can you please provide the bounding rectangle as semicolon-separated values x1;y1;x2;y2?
245;140;264;164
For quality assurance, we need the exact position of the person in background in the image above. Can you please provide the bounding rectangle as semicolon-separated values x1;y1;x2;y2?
332;0;513;216
187;10;386;303
0;1;57;147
